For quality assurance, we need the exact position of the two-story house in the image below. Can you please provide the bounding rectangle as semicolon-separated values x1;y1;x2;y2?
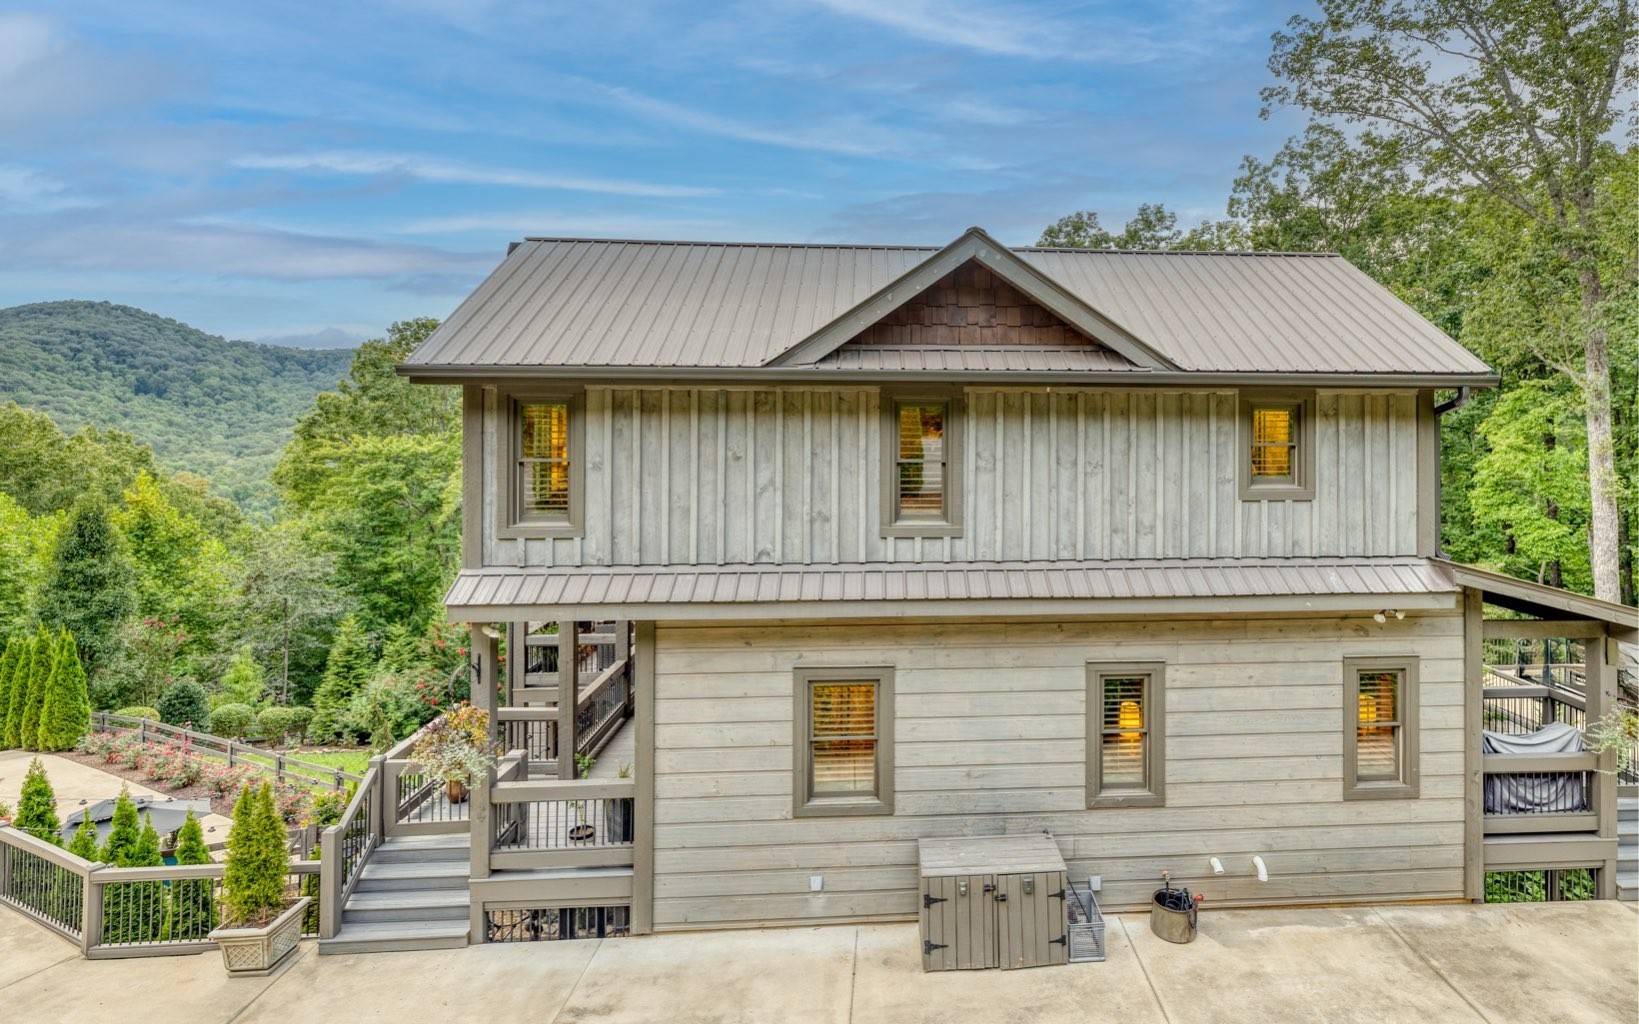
370;226;1633;953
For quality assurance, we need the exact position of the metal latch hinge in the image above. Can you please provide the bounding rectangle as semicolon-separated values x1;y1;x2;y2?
923;940;948;955
1048;889;1065;900
1049;936;1067;946
923;893;948;908
992;892;1008;902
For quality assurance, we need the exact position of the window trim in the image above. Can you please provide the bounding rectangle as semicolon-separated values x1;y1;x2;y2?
1342;656;1420;801
1237;390;1316;502
1086;661;1166;809
792;666;895;818
496;389;584;541
880;388;963;539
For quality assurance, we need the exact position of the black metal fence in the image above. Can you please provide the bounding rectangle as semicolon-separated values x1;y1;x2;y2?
1484;868;1598;903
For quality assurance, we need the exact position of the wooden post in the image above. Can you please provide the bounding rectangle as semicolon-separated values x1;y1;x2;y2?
225;740;234;768
468;763;493;945
472;623;500;748
81;871;103;954
368;755;387;842
319;826;342;939
1462;588;1485;902
557;621;579;779
138;720;147;744
1590;632;1618;899
631;621;656;935
505;622;521;706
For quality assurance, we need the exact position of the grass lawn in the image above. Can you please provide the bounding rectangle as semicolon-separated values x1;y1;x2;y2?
281;749;373;774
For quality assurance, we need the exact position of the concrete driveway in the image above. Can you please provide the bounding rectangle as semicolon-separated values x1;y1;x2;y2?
0;900;1633;1023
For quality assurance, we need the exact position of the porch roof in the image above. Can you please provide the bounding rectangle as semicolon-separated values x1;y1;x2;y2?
443;556;1458;622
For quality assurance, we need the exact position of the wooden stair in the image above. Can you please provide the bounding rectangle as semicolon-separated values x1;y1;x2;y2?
318;834;471;954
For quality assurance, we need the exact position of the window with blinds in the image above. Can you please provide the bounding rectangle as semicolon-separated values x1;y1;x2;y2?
794;668;894;816
1343;658;1419;800
896;402;947;521
1087;663;1165;808
519;401;571;521
1238;392;1315;501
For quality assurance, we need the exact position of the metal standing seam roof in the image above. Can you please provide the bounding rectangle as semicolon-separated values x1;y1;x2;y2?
402;229;1494;378
444;557;1457;613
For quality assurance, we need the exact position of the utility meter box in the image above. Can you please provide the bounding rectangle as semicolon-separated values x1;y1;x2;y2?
917;834;1069;971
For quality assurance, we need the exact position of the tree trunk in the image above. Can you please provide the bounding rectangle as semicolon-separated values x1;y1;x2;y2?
1579;267;1621;603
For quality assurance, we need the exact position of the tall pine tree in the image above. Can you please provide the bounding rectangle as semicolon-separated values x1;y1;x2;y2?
14;758;62;844
35;498;136;678
18;626;52;751
309;614;372;740
101;787;141;867
1;632;33;747
37;630;90;751
0;638;17;749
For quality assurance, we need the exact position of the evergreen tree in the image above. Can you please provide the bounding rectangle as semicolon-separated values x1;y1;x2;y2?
67;815;101;860
19;626;52;750
309;615;372;740
156;679;210;729
35;497;136;678
104;811;165;944
37;630;91;751
164;811;216;940
13;757;62;844
215;646;266;709
222;782;289;926
101;787;141;867
0;638;16;750
1;632;31;747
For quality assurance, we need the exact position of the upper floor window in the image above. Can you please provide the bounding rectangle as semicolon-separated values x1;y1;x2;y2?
1238;391;1315;501
1086;662;1165;808
1342;657;1419;800
793;667;895;817
498;392;582;539
881;391;962;537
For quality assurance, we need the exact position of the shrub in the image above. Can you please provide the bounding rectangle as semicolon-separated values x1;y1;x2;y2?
208;702;254;738
104;811;165;943
18;627;52;750
112;706;160;721
37;629;91;752
117;735;148;769
0;638;17;750
1;633;33;747
221;783;290;927
342;674;428;750
287;706;314;739
310;615;372;741
77;731;116;758
256;706;298;745
203;762;261;799
67;815;100;860
157;680;210;729
102;787;141;865
162;753;204;789
307;789;349;828
14;758;62;844
214;647;266;710
163;811;215;940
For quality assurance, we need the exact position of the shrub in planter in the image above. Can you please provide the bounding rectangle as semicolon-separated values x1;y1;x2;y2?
113;706;160;721
221;783;291;926
209;703;254;739
157;680;210;729
409;702;497;803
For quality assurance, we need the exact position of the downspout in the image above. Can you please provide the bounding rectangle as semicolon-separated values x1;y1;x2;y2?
1432;387;1473;559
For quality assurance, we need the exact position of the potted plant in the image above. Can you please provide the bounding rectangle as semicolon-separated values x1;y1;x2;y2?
410;702;497;804
1588;703;1639;777
569;753;596;842
208;782;310;976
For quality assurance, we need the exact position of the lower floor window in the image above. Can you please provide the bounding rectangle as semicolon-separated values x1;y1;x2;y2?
1086;662;1165;808
794;667;895;816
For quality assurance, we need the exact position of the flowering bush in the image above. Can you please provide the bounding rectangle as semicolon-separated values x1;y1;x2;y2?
74;729;329;825
410;702;497;788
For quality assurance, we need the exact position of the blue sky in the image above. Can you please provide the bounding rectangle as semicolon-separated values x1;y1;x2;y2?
0;1;1309;347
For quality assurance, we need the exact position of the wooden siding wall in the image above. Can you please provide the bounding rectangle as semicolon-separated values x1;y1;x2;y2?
482;387;1421;568
649;613;1466;930
851;261;1092;347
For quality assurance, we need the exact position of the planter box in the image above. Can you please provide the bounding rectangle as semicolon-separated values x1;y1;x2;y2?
209;897;311;977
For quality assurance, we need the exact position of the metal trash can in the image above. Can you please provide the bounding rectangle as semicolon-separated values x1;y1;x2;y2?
1149;873;1202;944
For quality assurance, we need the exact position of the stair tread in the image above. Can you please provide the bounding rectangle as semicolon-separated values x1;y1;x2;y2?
379;834;471;851
328;920;470;939
477;864;633;881
360;860;469;881
347;889;470;911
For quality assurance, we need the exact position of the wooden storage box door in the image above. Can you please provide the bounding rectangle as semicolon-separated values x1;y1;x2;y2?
920;874;998;971
995;870;1068;969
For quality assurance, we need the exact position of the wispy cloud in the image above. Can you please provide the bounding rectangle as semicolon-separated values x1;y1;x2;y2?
596;84;923;159
396;211;738;237
233;151;723;198
805;0;1069;58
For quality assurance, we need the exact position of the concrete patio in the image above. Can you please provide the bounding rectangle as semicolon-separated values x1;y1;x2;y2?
0;899;1633;1023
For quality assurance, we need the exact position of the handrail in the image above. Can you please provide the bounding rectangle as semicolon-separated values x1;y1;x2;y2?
0;824;96;872
319;757;382;938
1482;752;1600;773
492;778;635;802
91;713;362;788
577;657;628;709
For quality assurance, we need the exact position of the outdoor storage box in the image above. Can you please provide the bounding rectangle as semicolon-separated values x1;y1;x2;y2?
917;834;1069;971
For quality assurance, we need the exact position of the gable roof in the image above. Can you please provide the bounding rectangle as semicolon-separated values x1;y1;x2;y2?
401;227;1496;383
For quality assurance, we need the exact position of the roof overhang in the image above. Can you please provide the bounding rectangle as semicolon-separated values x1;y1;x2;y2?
396;363;1500;389
763;226;1178;371
1434;558;1639;641
443;558;1459;624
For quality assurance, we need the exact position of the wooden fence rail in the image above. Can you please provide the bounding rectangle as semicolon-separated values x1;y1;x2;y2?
90;713;362;791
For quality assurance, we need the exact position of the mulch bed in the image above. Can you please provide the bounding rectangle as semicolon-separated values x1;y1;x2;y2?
55;749;239;819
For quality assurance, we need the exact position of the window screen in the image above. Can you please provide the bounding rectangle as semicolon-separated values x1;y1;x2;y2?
809;682;878;796
895;402;947;521
518;401;570;520
1355;669;1402;782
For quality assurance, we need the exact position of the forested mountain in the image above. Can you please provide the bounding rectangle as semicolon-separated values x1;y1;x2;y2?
0;301;354;512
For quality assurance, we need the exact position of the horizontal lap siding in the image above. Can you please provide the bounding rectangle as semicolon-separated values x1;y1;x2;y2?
649;614;1464;931
486;387;1420;566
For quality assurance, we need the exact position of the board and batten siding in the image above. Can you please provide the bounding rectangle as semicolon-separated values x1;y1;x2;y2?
648;613;1465;930
481;386;1421;568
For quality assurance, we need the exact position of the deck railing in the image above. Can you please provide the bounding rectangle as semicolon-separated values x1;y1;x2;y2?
318;758;382;939
1482;681;1636;785
1481;753;1600;834
1;825;320;957
89;713;361;791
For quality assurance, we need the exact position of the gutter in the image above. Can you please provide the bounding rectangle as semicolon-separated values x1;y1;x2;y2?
1431;387;1475;559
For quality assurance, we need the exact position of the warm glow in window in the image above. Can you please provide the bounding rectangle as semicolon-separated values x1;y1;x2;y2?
1356;670;1401;782
810;682;878;796
1099;677;1147;789
519;402;570;520
1250;406;1296;478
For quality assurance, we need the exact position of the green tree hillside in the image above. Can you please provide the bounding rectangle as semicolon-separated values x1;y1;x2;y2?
0;301;353;513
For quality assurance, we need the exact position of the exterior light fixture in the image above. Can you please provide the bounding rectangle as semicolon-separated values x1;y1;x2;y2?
480;623;504;639
1374;611;1387;624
